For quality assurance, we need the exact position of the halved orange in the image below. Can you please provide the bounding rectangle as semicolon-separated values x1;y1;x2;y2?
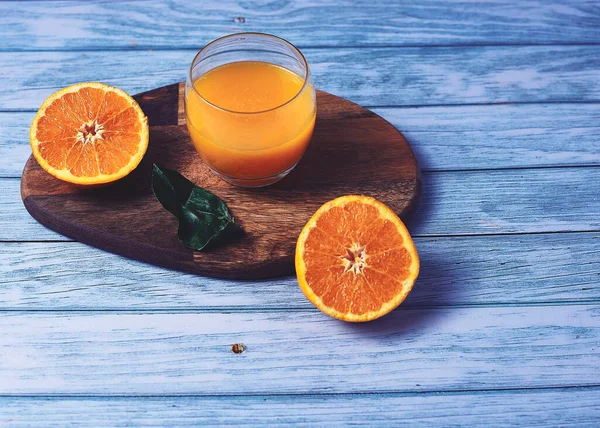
296;195;419;322
30;82;149;185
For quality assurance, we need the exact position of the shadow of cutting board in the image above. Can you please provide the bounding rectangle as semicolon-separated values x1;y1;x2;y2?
21;83;420;279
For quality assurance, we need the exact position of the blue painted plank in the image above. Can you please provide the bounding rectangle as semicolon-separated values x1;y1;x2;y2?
6;167;600;241
411;167;600;236
0;306;598;394
3;103;599;177
0;113;33;177
1;388;600;426
1;232;599;310
388;104;600;171
1;0;600;50
0;179;51;241
1;0;597;418
2;46;600;110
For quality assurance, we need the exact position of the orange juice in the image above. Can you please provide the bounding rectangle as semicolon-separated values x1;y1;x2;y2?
185;61;316;185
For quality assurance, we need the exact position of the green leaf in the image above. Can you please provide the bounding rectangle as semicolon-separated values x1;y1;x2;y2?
151;164;237;251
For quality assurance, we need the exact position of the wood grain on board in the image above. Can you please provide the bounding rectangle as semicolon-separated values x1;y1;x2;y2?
2;0;599;50
21;83;420;279
1;232;599;310
1;306;598;394
2;45;600;110
2;388;600;426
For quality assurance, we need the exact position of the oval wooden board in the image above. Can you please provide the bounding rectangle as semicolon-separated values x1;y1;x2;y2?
21;83;420;279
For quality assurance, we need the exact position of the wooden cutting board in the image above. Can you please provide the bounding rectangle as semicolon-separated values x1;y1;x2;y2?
21;83;420;279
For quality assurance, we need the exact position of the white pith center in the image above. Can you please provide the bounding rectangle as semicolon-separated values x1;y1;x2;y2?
342;242;367;275
77;120;104;145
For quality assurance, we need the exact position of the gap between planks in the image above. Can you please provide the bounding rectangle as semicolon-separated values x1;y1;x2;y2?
1;383;599;399
2;229;600;244
3;164;600;180
4;100;600;114
1;301;599;313
4;42;600;53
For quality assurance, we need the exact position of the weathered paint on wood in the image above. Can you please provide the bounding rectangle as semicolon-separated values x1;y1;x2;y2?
3;167;600;241
1;232;598;310
2;388;600;426
0;179;52;241
413;167;600;236
0;306;598;394
2;0;599;50
0;113;32;177
389;104;600;171
2;46;600;110
3;103;600;177
2;0;600;421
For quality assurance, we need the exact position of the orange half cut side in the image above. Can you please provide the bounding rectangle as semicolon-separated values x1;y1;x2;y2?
296;195;420;322
30;82;149;185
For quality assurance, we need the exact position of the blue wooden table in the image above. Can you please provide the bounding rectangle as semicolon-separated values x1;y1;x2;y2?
1;1;600;425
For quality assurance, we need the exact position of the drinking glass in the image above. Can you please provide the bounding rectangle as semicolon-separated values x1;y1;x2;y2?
185;33;316;187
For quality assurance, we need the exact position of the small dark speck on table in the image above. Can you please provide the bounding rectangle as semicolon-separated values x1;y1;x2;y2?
231;343;246;354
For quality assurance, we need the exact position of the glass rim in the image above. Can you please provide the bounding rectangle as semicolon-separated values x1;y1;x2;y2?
187;32;311;115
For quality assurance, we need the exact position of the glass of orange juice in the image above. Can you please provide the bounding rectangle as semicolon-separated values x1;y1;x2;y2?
185;33;317;187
